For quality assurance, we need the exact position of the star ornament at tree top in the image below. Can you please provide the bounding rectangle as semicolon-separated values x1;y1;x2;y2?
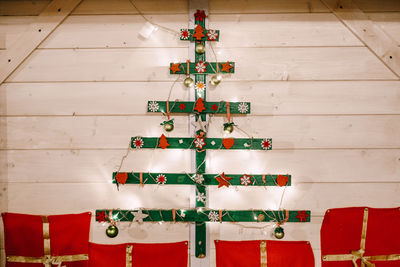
131;210;149;223
216;172;232;188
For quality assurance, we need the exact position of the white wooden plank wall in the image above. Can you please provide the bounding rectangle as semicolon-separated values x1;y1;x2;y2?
1;0;400;266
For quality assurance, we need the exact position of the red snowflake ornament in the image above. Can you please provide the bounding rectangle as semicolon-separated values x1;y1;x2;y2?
211;104;218;112
156;174;167;184
96;211;107;222
180;29;190;40
296;211;309;222
179;103;186;110
207;30;218;41
195;61;207;74
194;10;206;22
194;136;206;149
133;137;144;148
261;139;272;150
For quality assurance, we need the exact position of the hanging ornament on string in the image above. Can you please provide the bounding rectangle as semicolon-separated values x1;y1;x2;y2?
183;60;194;87
274;225;285;239
196;43;206;54
161;119;174;132
210;73;222;86
223;102;234;133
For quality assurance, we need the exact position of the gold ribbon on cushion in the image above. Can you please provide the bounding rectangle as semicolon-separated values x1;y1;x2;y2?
322;208;400;267
126;245;133;267
260;241;267;267
6;216;88;267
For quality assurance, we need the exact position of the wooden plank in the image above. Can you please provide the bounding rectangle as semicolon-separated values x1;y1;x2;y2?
2;81;400;116
367;12;400;45
209;0;329;13
39;15;188;49
209;13;362;47
0;33;5;50
353;0;400;12
73;0;188;15
6;183;400;217
0;0;51;16
5;47;397;82
3;149;399;183
322;0;400;77
0;0;84;85
2;115;400;149
0;16;35;49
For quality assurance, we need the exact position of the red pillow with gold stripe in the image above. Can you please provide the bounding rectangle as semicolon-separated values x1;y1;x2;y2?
2;212;91;267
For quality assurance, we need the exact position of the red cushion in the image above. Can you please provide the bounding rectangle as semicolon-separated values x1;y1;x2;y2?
2;212;91;267
215;240;314;267
321;207;400;266
89;241;188;267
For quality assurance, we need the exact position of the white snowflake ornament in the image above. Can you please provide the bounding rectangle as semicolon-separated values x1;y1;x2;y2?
194;174;204;184
180;29;190;40
148;101;159;112
195;81;205;92
196;193;206;204
240;174;252;186
238;102;249;113
208;211;219;222
156;174;167;184
207;30;218;41
261;139;272;150
194;137;206;149
132;137;144;148
195;61;207;74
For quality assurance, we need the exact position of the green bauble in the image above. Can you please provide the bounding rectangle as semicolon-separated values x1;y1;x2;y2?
184;77;194;88
106;225;119;238
274;226;284;239
164;123;174;132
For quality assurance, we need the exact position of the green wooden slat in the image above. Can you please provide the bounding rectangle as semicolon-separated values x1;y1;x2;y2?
113;173;291;187
130;137;272;150
169;62;235;74
180;29;220;42
96;209;311;223
195;222;206;257
147;101;251;114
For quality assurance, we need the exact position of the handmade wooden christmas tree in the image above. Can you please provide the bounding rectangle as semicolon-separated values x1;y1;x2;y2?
96;10;310;258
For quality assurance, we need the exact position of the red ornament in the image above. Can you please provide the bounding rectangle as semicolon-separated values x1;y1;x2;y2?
158;134;170;149
261;139;272;150
180;29;189;39
222;138;234;149
296;211;309;222
194;98;206;113
276;175;289;187
211;104;218;111
192;25;205;41
220;62;233;73
115;173;128;185
96;211;107;222
216;172;232;188
179;103;186;110
194;10;206;22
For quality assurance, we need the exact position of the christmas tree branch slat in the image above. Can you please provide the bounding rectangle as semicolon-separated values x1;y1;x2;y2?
113;172;291;187
169;62;235;75
147;101;251;114
131;136;272;150
180;29;220;42
96;209;311;223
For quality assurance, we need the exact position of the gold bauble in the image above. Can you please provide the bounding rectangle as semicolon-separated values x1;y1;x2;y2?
184;77;194;88
274;226;284;239
198;254;206;258
210;74;222;86
224;124;234;134
164;123;174;132
195;43;206;54
106;225;119;238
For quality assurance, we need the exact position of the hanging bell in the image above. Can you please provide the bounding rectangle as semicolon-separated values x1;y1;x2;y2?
223;122;234;134
274;226;284;239
210;73;222;86
161;119;174;132
184;76;194;88
195;43;206;54
106;224;119;238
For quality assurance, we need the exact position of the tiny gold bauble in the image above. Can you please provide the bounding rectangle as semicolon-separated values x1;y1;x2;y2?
164;123;174;132
198;254;206;258
224;124;234;134
195;43;206;54
184;77;194;88
210;74;222;86
106;225;119;238
274;226;284;239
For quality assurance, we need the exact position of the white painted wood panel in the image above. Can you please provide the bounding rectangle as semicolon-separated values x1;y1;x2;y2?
2;149;400;183
209;13;362;47
6;183;400;217
209;0;329;14
2;115;400;149
5;47;397;82
368;12;400;45
2;81;400;116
